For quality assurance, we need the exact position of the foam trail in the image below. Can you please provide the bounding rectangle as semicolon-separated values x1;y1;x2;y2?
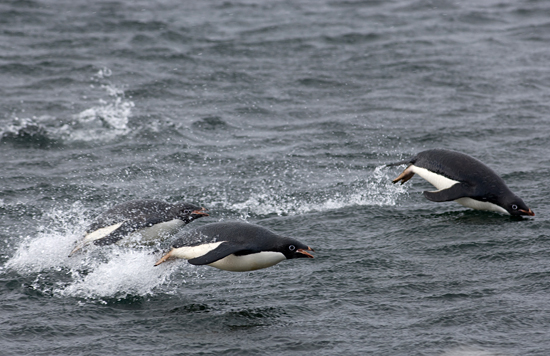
230;166;407;216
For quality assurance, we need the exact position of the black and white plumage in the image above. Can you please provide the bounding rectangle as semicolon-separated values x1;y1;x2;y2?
154;221;314;272
69;200;208;256
389;149;534;216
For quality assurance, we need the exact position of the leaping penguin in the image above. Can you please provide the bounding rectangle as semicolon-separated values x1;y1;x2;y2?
388;149;534;216
69;200;208;256
154;221;314;272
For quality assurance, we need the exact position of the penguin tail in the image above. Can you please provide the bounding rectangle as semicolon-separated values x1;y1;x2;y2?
385;159;412;167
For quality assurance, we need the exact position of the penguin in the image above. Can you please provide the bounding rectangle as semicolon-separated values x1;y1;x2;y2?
69;200;208;256
388;149;535;216
154;221;314;272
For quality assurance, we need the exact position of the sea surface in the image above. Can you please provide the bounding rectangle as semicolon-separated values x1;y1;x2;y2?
1;0;550;355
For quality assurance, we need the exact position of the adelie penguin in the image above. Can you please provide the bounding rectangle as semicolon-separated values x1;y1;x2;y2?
69;200;209;256
154;221;314;272
388;149;535;217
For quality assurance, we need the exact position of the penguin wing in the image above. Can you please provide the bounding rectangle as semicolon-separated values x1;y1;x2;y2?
187;242;256;266
423;182;473;202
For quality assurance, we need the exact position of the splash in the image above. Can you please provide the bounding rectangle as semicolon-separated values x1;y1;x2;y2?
64;96;134;141
57;249;176;300
229;166;407;216
60;71;134;142
4;203;189;301
6;202;89;273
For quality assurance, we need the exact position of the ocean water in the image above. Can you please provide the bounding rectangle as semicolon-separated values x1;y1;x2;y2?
1;0;550;355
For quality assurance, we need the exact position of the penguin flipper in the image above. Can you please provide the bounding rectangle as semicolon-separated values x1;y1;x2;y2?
187;243;252;265
423;183;470;202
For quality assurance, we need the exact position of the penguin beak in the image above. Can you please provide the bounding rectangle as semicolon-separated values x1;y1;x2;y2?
296;247;314;258
192;207;209;216
519;208;535;216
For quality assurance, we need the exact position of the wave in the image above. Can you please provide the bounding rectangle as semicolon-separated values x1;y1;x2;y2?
63;95;134;142
1;67;134;146
0;116;57;147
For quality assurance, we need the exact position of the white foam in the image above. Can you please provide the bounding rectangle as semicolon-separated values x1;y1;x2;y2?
94;67;112;79
63;95;134;142
229;166;407;216
3;69;134;143
6;203;88;273
57;249;174;299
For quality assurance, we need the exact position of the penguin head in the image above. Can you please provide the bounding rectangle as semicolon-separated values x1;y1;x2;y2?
173;202;209;223
277;238;314;260
504;196;534;217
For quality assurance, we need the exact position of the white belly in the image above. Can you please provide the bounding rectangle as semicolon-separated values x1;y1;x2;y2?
455;198;509;215
208;251;286;272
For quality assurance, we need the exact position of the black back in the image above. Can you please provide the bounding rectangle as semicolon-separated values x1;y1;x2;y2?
411;149;505;187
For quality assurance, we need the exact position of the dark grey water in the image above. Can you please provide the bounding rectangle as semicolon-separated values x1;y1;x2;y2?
1;0;550;355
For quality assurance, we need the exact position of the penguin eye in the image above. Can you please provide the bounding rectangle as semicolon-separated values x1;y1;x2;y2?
511;204;518;210
288;245;296;251
183;209;192;214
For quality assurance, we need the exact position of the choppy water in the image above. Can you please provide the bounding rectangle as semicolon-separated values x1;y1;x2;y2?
2;0;550;355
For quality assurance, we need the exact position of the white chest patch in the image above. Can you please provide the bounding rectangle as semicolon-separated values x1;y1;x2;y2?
208;251;286;272
410;165;459;191
455;198;509;215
